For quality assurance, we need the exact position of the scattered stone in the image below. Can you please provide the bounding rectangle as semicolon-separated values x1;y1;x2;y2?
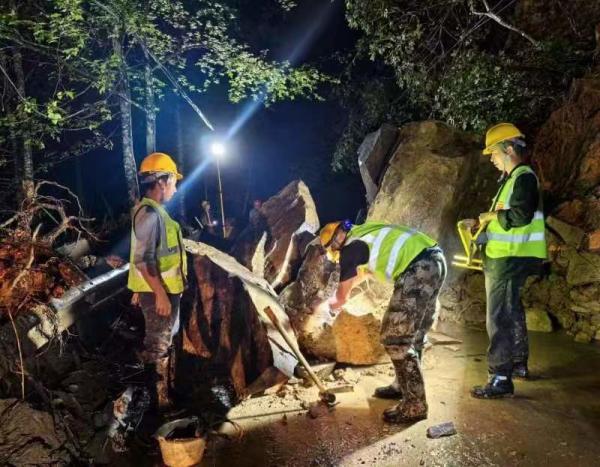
444;344;461;352
307;401;330;419
296;362;336;382
566;251;600;286
426;422;457;439
575;331;593;344
68;384;79;393
586;230;600;252
427;332;463;345
525;308;554;333
546;217;586;249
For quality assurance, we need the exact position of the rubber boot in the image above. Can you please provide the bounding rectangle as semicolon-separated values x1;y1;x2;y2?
512;362;529;380
471;374;514;399
374;359;404;399
383;355;428;424
155;356;172;413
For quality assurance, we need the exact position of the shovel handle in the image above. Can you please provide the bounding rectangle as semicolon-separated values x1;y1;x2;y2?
263;307;329;395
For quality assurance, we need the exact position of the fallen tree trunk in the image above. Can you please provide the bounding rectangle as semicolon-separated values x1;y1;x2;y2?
179;240;299;404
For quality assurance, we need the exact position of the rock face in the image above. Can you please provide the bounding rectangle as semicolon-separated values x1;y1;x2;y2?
180;240;298;402
366;121;496;253
533;78;600;200
231;180;320;291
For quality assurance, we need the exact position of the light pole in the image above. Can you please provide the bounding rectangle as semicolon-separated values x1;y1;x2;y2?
210;141;227;238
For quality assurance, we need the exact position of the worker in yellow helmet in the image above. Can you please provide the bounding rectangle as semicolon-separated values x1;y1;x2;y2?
127;152;187;412
467;123;547;399
320;220;446;424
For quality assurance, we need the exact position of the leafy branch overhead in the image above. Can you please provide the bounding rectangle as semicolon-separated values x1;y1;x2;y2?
333;0;596;173
0;0;331;177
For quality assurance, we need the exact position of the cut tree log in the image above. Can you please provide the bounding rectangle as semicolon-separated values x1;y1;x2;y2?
180;239;299;402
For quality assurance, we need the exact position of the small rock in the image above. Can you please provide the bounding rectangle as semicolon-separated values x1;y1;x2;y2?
333;369;345;380
525;308;554;333
68;384;79;393
307;402;329;419
575;331;593;344
426;422;457;439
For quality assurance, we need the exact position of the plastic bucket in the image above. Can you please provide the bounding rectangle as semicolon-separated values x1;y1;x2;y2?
155;417;206;467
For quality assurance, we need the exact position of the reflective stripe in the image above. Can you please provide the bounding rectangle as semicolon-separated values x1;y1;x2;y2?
361;234;375;244
486;232;545;243
533;210;544;220
385;231;413;279
369;227;391;271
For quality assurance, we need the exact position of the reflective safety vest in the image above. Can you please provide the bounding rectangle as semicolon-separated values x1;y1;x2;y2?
347;222;437;283
128;197;187;294
485;165;547;259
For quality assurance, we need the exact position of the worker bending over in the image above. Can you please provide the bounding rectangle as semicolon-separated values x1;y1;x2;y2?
320;221;446;423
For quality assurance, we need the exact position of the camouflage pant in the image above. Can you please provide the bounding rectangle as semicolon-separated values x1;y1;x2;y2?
485;272;529;375
380;247;446;405
138;292;181;363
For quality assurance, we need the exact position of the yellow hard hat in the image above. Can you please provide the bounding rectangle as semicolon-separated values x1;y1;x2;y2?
139;152;183;180
482;123;524;155
320;222;342;249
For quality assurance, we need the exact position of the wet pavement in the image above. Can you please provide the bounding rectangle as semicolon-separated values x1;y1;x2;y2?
200;325;600;467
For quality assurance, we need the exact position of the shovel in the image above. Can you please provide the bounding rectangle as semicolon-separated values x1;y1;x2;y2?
263;306;336;406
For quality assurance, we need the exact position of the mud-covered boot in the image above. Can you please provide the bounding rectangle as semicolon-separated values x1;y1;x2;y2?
512;362;529;380
373;383;403;399
383;399;428;424
471;374;514;399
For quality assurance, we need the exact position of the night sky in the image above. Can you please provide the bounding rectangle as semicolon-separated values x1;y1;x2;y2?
51;0;366;229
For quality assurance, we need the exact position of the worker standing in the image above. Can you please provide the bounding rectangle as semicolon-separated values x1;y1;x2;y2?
127;152;187;412
468;123;546;399
320;221;446;423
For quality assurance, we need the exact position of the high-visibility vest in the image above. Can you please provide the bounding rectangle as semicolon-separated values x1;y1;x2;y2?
347;222;437;283
127;197;187;294
485;165;547;259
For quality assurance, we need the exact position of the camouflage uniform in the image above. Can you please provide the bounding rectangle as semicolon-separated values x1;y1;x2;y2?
137;292;181;363
380;247;446;421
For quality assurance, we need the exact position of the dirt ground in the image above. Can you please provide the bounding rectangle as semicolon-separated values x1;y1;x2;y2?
196;325;600;467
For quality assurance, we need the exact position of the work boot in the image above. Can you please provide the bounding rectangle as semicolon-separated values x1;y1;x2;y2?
373;384;403;399
155;356;172;413
512;362;529;380
470;374;514;399
383;399;428;424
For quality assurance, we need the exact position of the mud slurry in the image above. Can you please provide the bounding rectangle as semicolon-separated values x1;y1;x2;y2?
200;326;600;467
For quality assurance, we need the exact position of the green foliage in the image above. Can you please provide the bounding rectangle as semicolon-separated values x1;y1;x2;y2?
331;0;596;172
0;0;331;178
432;49;526;132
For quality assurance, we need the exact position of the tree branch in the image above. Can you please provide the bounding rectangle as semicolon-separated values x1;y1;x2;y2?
469;0;539;47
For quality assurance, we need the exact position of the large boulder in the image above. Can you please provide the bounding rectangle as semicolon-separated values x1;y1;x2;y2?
366;120;496;256
364;121;497;325
231;180;319;291
180;240;298;402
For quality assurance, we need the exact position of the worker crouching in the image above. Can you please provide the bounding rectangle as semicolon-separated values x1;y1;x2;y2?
320;221;447;423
